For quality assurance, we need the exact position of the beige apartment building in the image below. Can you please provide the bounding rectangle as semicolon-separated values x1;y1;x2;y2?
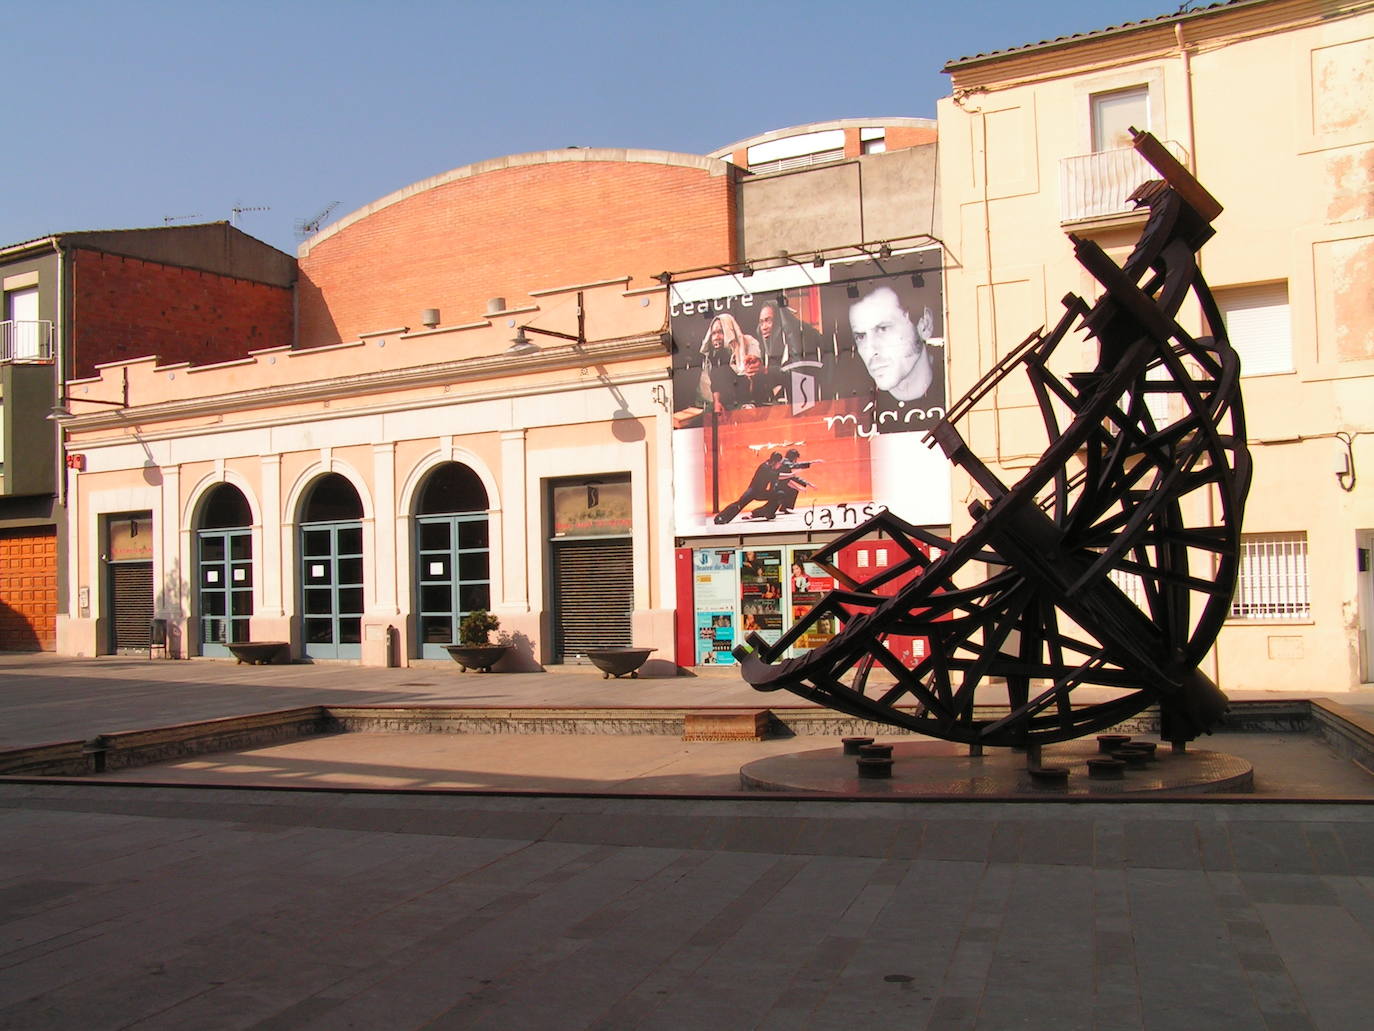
937;0;1374;692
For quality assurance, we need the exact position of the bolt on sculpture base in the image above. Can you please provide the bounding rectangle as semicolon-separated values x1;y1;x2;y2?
736;131;1250;753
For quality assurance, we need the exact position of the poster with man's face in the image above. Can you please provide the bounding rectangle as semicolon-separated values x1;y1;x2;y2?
669;248;951;537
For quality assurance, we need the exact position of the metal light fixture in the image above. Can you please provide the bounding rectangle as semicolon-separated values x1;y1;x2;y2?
507;327;540;355
47;369;130;420
812;253;825;268
510;290;586;354
877;242;893;259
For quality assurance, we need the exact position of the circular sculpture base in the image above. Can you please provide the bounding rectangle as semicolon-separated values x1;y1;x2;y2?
740;739;1252;797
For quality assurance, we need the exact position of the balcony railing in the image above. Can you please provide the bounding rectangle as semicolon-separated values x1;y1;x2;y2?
0;320;53;363
1059;140;1188;223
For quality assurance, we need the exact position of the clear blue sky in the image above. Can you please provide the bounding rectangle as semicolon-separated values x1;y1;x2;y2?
4;0;1174;255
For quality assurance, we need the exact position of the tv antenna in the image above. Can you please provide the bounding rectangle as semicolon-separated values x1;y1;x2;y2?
294;200;340;239
231;204;271;226
162;213;202;225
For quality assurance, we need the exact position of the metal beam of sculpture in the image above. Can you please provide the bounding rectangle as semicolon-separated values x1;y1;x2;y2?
736;131;1251;748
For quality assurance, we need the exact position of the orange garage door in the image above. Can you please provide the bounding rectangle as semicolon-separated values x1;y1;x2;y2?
0;527;57;651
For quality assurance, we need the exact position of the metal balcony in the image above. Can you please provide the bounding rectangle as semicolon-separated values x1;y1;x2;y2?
0;320;54;363
1059;140;1188;223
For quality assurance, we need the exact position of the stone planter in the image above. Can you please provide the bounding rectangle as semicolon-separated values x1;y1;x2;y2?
443;644;510;672
584;647;656;679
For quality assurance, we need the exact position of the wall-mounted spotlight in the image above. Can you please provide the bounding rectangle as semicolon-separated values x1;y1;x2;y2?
877;242;893;259
740;263;754;278
812;253;825;268
653;271;672;285
507;328;540;355
47;368;130;420
510;291;586;355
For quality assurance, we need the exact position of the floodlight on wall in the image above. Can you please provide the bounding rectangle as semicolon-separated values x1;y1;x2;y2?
507;327;540;355
510;290;586;354
652;272;672;285
47;368;130;420
740;263;754;278
877;242;893;259
421;308;440;328
812;253;825;268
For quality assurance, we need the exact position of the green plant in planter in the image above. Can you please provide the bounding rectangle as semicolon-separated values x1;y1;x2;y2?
458;609;502;646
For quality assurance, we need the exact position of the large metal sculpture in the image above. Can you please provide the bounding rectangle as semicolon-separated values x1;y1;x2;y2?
737;132;1251;749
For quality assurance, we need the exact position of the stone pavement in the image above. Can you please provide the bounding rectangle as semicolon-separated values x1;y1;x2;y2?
1;654;1373;1029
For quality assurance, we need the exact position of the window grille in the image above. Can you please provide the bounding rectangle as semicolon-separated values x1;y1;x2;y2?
1230;532;1310;620
1109;567;1148;610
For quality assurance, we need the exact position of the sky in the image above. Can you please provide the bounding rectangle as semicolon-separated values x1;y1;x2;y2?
4;0;1178;255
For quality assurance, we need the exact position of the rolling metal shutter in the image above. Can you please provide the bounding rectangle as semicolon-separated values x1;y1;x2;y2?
0;527;57;651
110;562;154;652
553;538;632;660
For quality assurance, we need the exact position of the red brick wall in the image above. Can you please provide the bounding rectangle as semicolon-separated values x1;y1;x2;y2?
297;157;738;349
884;126;938;150
69;250;294;378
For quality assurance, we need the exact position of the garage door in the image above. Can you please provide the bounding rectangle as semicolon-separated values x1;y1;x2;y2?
551;537;633;661
0;527;57;651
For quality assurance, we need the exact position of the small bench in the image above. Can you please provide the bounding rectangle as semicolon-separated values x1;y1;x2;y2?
226;642;290;665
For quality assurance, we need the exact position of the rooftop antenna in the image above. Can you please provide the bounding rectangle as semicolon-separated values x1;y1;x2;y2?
162;213;201;225
231;204;271;227
294;200;340;239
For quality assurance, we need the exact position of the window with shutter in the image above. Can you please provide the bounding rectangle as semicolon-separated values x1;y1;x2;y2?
1217;282;1293;376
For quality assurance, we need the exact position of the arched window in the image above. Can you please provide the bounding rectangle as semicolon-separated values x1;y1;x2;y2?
300;474;364;659
415;464;490;657
196;484;253;655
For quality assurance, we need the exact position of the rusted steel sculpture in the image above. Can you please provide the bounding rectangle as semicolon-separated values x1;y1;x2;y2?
737;132;1250;748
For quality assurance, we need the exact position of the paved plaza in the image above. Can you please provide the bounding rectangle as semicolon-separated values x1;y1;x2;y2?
1;654;1372;1029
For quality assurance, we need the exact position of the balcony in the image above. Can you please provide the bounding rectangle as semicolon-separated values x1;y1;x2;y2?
1;320;54;363
1059;140;1188;224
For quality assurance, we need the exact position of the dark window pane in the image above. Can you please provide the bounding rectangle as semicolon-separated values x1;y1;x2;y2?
303;474;362;521
417;464;488;515
200;536;226;563
337;557;363;586
305;618;334;644
422;616;453;643
419;521;450;550
460;520;490;549
419;555;450;582
230;563;253;588
230;535;252;560
421;585;451;613
228;619;250;644
459;584;491;612
458;553;489;581
203;593;226;616
201;484;251;529
304;590;333;615
302;530;331;557
304;561;331;583
339;618;362;644
201;566;224;588
337;526;363;555
202;618;227;644
231;592;253;616
338;588;364;615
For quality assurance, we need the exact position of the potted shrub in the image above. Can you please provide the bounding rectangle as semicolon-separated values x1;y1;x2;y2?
443;610;510;672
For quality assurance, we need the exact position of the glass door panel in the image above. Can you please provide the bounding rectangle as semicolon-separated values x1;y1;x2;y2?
198;528;252;656
416;513;490;659
300;521;364;659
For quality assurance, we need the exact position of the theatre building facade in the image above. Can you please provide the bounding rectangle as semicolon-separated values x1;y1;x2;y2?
55;149;738;667
53;122;951;668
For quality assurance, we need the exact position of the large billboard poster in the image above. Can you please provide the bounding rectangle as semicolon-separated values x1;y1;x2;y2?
670;248;952;537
